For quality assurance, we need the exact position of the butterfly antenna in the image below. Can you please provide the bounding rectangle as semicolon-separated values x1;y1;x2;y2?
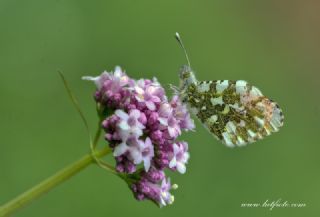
175;32;191;68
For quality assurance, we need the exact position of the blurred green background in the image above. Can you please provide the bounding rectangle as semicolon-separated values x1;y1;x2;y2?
1;0;319;216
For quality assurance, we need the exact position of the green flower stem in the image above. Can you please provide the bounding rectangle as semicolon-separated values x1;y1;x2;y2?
0;147;112;217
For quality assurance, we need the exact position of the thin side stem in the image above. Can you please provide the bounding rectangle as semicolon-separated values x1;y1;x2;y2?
93;117;103;149
0;147;112;217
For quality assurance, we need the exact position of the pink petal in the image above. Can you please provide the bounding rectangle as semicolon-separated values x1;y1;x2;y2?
143;158;151;172
113;142;128;156
176;162;186;174
151;96;161;103
115;110;129;121
158;118;168;126
146;101;156;110
114;66;123;77
130;148;143;164
130;109;141;119
118;121;130;131
169;157;176;169
173;143;180;155
168;127;177;138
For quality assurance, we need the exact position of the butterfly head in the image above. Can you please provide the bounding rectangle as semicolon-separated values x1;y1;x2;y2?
179;65;197;90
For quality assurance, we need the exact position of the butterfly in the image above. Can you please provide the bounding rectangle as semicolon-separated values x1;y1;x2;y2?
175;33;284;147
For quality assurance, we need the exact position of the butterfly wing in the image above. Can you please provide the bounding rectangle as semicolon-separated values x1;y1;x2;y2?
184;80;284;147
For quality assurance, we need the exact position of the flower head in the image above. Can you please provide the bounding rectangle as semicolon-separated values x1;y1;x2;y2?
83;66;132;109
84;66;195;206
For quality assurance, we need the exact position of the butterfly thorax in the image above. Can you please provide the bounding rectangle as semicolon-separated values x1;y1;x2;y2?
178;65;197;102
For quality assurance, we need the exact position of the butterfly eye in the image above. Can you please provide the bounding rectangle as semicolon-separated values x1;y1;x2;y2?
179;65;192;79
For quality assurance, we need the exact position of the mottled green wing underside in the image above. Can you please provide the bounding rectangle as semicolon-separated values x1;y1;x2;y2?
185;80;284;147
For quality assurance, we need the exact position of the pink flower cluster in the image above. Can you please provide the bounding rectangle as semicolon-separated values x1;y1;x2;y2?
83;66;194;207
